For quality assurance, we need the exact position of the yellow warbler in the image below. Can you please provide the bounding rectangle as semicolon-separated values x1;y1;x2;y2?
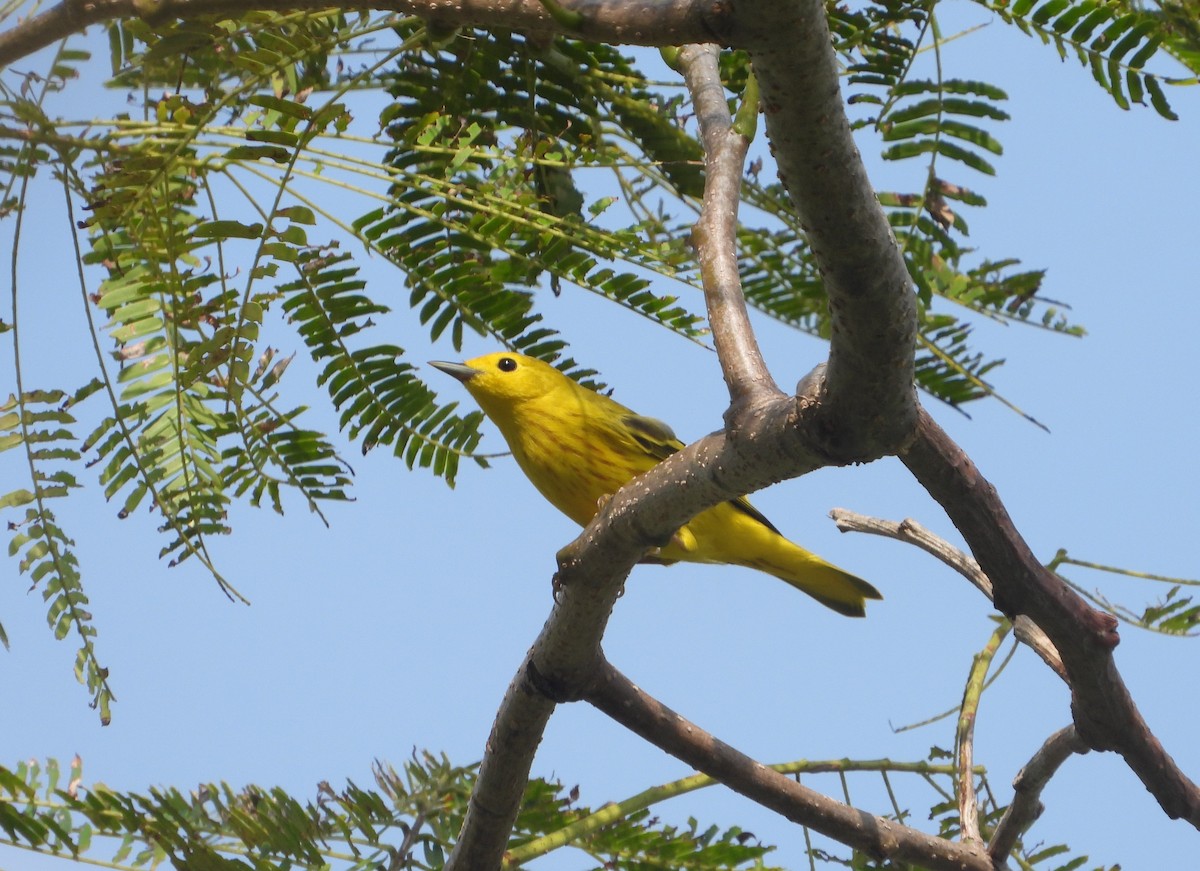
431;352;881;616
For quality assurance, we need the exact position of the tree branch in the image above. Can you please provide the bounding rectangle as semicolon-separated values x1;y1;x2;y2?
585;657;994;871
901;406;1200;827
987;725;1088;865
678;43;778;403
504;757;971;866
0;0;729;70
829;508;1066;680
736;0;918;458
448;674;557;869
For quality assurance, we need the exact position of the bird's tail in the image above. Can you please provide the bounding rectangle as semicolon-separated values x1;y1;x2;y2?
742;541;882;617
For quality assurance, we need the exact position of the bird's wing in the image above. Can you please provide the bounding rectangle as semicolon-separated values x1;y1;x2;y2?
621;413;684;460
622;413;783;537
727;495;782;536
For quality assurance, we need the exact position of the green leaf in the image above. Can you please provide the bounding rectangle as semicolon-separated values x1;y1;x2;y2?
246;128;300;147
192;220;265;240
1146;75;1178;120
1;489;35;508
246;93;314;120
223;144;291;163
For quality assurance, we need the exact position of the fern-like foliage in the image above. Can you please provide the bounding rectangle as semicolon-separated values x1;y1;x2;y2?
77;133;247;590
359;26;707;368
0;753;781;870
0;22;367;619
219;344;354;514
819;1;1091;413
0;750;1122;870
278;247;487;479
0;1;1191;710
975;0;1196;117
106;10;348;95
0;47;115;719
0;386;113;722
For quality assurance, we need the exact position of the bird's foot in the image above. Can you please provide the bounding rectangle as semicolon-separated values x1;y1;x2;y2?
553;542;581;602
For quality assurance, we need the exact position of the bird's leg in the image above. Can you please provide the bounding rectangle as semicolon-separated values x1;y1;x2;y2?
641;523;693;564
639;547;681;566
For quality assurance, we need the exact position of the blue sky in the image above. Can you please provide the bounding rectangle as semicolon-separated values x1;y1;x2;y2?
2;2;1198;868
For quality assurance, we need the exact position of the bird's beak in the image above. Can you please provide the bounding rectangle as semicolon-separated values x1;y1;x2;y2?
429;360;481;383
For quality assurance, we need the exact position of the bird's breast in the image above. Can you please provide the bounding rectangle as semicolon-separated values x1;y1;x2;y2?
506;403;648;527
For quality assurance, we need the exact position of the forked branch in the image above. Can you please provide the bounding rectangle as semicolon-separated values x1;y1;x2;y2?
450;0;925;858
737;0;918;457
446;409;841;869
902;407;1200;826
830;508;1066;679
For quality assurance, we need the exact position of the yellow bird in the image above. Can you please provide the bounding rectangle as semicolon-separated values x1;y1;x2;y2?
431;352;881;616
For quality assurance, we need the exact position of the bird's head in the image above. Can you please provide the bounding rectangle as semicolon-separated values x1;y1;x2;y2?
430;352;566;416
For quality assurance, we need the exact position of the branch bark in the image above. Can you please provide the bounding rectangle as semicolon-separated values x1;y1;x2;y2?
732;0;918;458
0;0;729;69
585;657;993;871
902;407;1200;827
678;43;778;403
988;725;1088;865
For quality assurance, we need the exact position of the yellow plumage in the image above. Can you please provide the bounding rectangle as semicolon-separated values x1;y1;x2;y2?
431;352;881;616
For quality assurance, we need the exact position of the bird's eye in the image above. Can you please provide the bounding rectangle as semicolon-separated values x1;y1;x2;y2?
497;357;517;372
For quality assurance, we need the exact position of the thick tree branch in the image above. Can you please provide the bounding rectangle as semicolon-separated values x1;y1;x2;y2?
585;657;993;871
988;725;1088;865
453;683;556;867
678;43;778;403
733;0;918;458
0;0;729;70
902;407;1200;827
830;508;1066;680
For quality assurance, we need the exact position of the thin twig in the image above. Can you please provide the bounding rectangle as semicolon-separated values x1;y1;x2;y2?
829;508;1066;680
390;810;427;871
956;622;1009;844
988;726;1088;864
503;756;966;866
